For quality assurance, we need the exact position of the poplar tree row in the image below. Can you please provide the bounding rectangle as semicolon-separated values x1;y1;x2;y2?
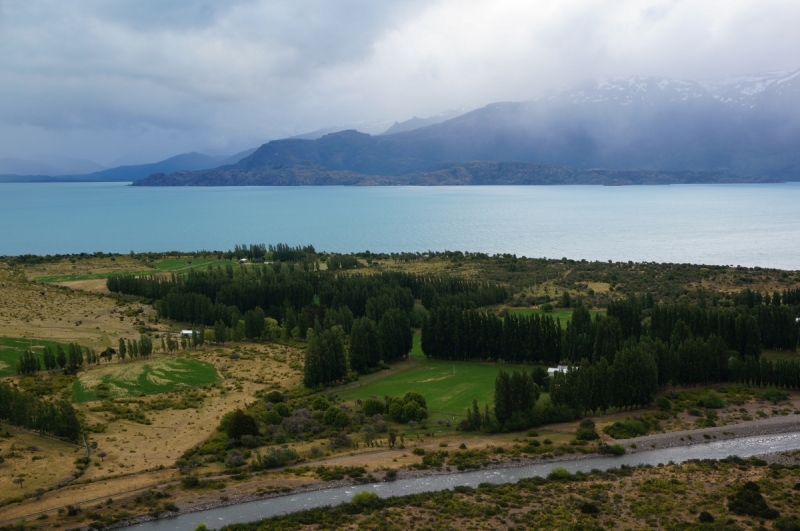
0;382;81;442
421;307;562;363
107;267;506;327
304;310;413;387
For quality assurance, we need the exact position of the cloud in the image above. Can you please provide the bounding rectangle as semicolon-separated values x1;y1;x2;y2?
0;0;798;165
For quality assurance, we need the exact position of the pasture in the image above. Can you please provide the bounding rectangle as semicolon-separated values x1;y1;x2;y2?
510;307;604;328
32;257;222;283
0;337;74;377
72;357;219;402
342;335;548;420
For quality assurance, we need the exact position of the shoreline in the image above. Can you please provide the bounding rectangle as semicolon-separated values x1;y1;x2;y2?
110;414;800;530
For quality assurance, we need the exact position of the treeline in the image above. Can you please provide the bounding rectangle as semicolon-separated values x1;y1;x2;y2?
421;308;562;363
17;343;92;375
107;267;507;328
732;287;800;307
303;310;412;387
422;298;798;368
0;382;81;442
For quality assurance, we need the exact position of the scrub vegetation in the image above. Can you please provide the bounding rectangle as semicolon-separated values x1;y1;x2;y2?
0;246;798;530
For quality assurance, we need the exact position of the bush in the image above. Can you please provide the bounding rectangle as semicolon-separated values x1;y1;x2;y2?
698;511;714;523
265;390;285;403
774;516;800;531
656;397;671;411
763;387;789;404
362;398;384;417
273;403;291;417
575;418;599;441
727;481;779;519
603;418;649;439
541;303;554;312
227;410;260;440
311;397;330;411
580;502;600;514
697;391;726;409
351;491;380;508
598;443;625;456
547;467;571;481
253;447;298;469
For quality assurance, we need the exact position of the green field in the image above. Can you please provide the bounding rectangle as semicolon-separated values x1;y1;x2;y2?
33;257;225;283
510;307;604;328
0;337;76;377
342;335;548;420
72;357;220;403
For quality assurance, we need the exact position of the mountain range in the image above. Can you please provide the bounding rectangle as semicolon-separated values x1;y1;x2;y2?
10;68;800;186
138;67;800;186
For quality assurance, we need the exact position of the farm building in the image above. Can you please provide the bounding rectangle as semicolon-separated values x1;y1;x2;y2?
547;365;570;377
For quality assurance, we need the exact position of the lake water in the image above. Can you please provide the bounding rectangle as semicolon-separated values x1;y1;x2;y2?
125;431;800;531
1;182;799;269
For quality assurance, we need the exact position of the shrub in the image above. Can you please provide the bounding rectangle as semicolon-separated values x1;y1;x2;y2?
362;398;384;416
727;481;779;519
580;502;600;514
763;387;789;404
598;443;625;456
603;418;649;439
227;410;259;440
351;491;380;508
698;511;714;523
547;467;571;481
656;397;671;411
225;450;244;468
273;403;291;417
311;397;330;411
774;516;800;531
576;418;599;441
697;391;726;409
541;303;554;312
254;447;299;469
265;390;285;403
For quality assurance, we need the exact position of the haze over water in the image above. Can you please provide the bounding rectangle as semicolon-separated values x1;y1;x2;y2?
1;182;798;269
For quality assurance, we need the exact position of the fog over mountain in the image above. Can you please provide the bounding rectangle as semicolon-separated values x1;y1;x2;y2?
135;67;800;185
2;1;799;167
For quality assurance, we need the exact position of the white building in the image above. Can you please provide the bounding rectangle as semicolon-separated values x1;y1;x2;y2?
546;365;571;377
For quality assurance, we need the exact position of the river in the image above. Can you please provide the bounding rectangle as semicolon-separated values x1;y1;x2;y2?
124;431;800;531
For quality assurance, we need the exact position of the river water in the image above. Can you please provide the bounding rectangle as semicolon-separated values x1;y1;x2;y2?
1;183;799;269
124;431;800;531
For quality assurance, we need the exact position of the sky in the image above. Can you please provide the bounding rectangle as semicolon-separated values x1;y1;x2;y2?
1;0;799;166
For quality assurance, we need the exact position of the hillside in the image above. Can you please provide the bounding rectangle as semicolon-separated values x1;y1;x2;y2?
147;68;800;182
133;160;780;186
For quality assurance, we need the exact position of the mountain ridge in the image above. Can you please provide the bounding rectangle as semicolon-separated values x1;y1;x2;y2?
133;160;781;187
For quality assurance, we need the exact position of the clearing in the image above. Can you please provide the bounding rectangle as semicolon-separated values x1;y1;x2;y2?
72;357;220;402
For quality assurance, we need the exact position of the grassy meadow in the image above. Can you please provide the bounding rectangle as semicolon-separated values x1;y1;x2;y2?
0;337;76;377
342;334;549;420
510;307;604;327
72;357;219;402
32;256;223;283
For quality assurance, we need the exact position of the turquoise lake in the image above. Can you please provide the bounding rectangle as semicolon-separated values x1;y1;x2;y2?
0;182;798;269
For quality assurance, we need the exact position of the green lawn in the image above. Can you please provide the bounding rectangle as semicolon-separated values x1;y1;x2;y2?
0;337;76;377
33;257;225;283
510;307;604;328
342;334;548;420
72;357;220;402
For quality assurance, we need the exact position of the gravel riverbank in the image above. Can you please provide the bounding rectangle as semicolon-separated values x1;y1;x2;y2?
111;415;800;530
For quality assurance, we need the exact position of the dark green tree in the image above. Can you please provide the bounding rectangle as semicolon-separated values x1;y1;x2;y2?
348;317;382;373
379;309;412;362
56;346;66;369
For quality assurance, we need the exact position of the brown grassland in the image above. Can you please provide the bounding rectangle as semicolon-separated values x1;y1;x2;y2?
0;255;799;530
